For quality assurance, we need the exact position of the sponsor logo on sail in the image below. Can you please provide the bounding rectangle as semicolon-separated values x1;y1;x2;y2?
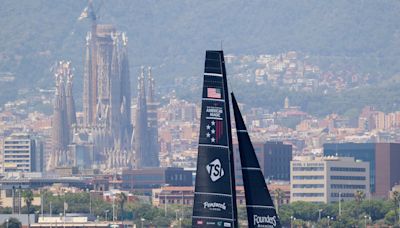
203;104;224;144
253;215;277;227
223;222;231;227
206;159;224;182
206;106;223;119
203;201;227;211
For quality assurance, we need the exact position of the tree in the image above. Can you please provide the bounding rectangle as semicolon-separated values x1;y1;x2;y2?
276;204;293;226
393;191;400;223
274;188;285;213
385;210;397;226
292;218;307;227
331;215;358;228
290;201;321;221
117;192;128;222
0;217;22;228
354;190;366;203
360;200;389;221
393;191;400;205
237;206;247;221
22;190;34;228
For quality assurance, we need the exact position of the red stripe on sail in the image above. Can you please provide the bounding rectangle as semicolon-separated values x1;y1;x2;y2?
216;120;222;143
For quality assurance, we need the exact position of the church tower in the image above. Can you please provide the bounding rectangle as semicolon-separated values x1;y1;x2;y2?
147;67;160;167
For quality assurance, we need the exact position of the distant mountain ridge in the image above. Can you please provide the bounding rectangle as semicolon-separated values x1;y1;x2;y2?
1;0;400;114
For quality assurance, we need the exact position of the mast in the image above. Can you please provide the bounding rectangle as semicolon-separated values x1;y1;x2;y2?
192;50;238;228
231;93;282;228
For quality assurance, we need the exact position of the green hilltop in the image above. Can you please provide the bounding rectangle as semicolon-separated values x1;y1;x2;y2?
1;0;400;116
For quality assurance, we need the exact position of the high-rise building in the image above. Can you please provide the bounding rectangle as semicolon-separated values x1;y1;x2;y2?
234;141;292;185
264;141;292;180
290;156;370;203
3;133;43;173
324;143;400;198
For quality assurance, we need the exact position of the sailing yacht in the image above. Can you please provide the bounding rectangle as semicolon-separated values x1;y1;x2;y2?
192;50;238;228
192;50;281;228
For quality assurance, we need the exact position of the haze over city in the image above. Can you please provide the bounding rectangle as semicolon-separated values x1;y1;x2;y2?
1;1;400;227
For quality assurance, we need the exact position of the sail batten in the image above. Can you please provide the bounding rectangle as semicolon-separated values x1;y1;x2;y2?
195;192;233;197
232;92;282;228
246;205;276;209
192;51;238;228
198;144;229;149
204;73;223;77
202;98;226;102
241;167;262;170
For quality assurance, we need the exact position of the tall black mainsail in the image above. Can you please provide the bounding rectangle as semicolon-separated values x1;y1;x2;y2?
192;51;238;228
231;93;282;228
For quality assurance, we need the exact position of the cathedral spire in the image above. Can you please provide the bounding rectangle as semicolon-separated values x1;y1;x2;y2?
52;61;75;168
134;66;150;168
147;67;155;103
110;32;121;135
147;67;160;167
119;32;133;166
83;32;93;126
65;61;77;128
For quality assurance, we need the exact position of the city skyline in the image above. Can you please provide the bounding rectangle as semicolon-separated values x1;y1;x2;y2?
1;1;400;227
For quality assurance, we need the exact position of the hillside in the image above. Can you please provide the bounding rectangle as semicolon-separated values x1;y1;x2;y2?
1;0;400;115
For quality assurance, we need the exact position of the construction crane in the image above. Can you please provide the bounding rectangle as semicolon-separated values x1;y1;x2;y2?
78;0;100;44
78;0;97;22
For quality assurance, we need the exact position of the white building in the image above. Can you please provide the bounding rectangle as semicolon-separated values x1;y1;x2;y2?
32;215;130;228
2;133;43;173
291;156;370;203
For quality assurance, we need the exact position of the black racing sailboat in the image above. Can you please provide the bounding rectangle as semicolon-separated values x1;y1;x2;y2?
231;93;282;228
192;50;238;228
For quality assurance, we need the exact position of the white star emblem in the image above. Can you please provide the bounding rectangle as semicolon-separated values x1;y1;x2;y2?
206;133;211;138
211;137;215;143
206;125;211;130
211;121;215;126
211;129;215;134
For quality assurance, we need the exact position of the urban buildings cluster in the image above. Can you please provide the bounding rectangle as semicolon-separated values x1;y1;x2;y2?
227;51;371;92
2;55;400;204
2;49;400;210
